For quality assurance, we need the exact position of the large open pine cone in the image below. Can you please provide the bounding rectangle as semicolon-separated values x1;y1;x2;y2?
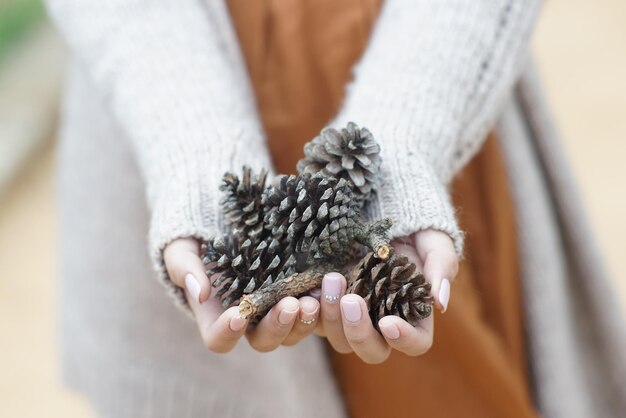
347;252;434;329
202;235;296;308
262;173;360;264
219;166;268;240
297;122;381;204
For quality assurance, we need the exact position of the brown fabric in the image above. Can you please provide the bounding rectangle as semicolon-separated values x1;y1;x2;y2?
327;135;538;418
227;0;381;175
227;1;538;417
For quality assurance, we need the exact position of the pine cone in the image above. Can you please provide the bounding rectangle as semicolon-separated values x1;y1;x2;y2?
219;166;268;240
262;173;360;264
202;235;296;308
297;122;381;204
347;252;434;329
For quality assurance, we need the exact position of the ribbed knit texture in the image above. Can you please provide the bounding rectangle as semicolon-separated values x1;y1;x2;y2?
47;0;540;305
331;0;542;254
45;0;274;308
49;1;626;417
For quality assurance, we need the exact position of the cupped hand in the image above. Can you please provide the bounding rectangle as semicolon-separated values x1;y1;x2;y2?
315;228;458;364
163;237;320;353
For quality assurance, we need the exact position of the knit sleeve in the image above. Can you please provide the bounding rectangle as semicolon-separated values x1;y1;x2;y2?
331;0;543;255
45;0;272;307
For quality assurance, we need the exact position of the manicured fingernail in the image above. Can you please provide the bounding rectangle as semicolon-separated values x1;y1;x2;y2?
278;307;298;325
341;297;362;323
300;301;319;325
229;315;247;332
322;273;342;303
379;319;400;340
439;278;451;313
185;273;201;303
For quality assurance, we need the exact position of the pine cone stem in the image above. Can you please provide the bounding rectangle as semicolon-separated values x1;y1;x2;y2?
353;218;393;259
239;263;335;320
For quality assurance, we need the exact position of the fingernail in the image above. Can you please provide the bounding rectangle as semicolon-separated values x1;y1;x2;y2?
300;302;319;325
322;273;342;303
229;315;247;332
309;288;321;300
278;307;298;325
379;319;400;340
185;273;201;303
439;278;451;313
341;298;362;323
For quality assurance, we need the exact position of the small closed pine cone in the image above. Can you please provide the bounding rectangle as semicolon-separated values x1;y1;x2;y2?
297;122;382;204
347;252;434;329
219;166;268;240
202;235;296;308
262;173;360;264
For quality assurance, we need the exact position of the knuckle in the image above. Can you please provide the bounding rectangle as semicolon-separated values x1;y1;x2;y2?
333;344;353;354
421;334;434;353
282;331;309;346
361;353;389;365
250;340;277;353
314;326;326;337
269;322;291;339
205;338;230;354
281;338;299;347
346;332;370;347
328;337;352;354
284;329;306;344
407;335;433;357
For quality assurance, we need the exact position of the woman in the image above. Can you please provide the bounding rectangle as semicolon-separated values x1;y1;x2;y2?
47;0;626;417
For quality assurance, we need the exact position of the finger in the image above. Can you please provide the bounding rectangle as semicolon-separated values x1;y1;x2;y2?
340;295;391;364
282;296;320;346
308;288;321;300
185;270;247;353
308;288;325;336
246;297;299;352
378;315;434;357
320;272;351;353
163;237;211;303
391;240;424;271
313;323;327;337
196;305;248;353
413;230;459;313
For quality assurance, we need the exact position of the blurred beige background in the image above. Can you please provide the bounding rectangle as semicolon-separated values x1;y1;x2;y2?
1;1;625;416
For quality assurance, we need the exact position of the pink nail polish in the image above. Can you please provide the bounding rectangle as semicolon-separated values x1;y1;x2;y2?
379;320;400;340
439;279;451;313
229;315;247;332
322;273;343;303
185;273;201;303
308;288;322;300
299;299;319;325
341;298;362;323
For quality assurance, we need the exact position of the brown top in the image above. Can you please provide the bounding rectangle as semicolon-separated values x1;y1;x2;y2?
227;1;537;416
227;0;381;174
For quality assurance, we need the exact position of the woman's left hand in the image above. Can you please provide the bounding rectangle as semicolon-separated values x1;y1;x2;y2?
315;229;459;364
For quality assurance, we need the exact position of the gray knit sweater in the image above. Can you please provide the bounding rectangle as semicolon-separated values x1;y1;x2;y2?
48;0;626;417
47;0;540;306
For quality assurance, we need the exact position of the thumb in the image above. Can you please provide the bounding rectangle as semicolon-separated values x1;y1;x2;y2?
413;229;459;313
163;237;212;303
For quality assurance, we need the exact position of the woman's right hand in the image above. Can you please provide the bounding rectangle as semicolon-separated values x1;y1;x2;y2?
164;237;320;353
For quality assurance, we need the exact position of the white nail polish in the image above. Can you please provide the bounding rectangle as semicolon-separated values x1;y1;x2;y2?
439;279;451;313
185;273;201;303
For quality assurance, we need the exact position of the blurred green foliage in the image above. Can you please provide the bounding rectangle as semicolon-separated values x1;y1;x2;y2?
0;0;45;64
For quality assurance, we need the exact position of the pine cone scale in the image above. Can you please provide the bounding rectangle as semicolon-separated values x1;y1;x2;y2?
347;252;434;329
297;122;382;204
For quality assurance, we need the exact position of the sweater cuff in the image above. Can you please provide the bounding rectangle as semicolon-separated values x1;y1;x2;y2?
365;150;464;257
148;177;223;315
